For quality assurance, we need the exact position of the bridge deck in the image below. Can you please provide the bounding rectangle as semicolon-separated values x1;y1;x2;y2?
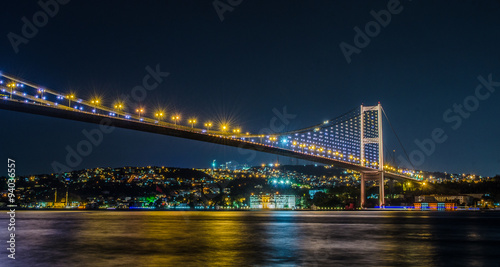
0;99;419;181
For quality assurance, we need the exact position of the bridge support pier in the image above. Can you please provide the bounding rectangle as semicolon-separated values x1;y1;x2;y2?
379;172;385;208
360;173;366;208
360;171;385;209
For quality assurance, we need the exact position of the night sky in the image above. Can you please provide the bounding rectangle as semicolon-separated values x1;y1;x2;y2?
1;1;499;176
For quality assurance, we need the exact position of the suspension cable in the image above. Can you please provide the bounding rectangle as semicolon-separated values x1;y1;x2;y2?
381;107;414;170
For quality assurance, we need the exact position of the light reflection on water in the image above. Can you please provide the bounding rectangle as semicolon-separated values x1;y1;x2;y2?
1;211;499;266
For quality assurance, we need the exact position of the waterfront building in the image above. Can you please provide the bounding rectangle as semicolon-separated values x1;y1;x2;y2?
250;194;296;209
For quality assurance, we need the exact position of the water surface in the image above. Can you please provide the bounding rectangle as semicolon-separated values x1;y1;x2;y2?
1;211;499;266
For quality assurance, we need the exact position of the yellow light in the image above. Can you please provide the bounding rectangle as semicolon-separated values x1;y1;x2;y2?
114;101;124;111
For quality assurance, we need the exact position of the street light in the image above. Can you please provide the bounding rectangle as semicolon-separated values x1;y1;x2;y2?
91;98;100;113
155;111;165;123
204;121;213;131
38;88;45;99
7;83;15;99
233;128;241;134
171;114;180;125
221;124;228;132
114;102;124;117
136;107;145;119
299;144;306;153
66;94;75;108
188;118;197;128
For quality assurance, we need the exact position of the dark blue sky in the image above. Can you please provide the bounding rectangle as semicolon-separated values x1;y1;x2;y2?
1;1;499;176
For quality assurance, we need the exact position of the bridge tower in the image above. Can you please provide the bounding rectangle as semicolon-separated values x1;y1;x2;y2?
359;103;385;208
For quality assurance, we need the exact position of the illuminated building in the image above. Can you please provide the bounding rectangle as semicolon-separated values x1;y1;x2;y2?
250;194;296;209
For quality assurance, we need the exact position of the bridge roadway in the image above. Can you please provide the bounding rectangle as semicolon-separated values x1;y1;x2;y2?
0;99;419;182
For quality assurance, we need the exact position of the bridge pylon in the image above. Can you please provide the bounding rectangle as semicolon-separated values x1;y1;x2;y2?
360;103;385;208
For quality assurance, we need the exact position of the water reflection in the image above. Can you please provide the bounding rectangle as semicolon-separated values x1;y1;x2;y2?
1;211;498;266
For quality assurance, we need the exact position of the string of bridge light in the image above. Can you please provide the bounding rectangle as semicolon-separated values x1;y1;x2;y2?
0;75;420;178
0;76;245;134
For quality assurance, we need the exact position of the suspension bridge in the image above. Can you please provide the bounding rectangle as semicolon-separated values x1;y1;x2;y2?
0;73;423;207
